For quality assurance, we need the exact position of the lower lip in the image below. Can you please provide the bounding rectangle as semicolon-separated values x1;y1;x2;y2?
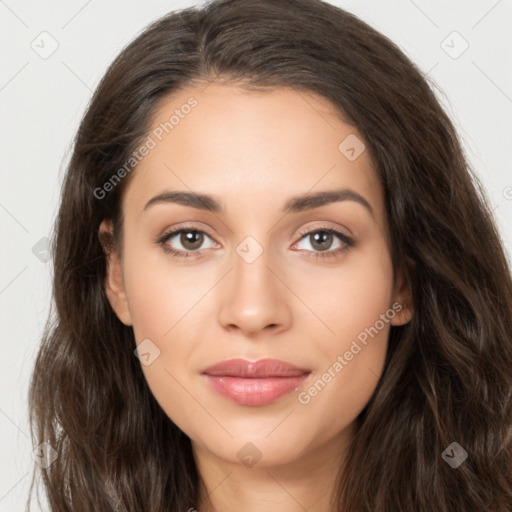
203;374;311;406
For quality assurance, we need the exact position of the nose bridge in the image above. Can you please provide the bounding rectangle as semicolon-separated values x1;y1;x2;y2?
233;235;271;283
232;231;276;297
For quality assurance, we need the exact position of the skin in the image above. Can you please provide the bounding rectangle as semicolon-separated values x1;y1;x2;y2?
100;82;413;512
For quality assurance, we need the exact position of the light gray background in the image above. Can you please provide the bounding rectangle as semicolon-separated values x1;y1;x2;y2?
1;0;511;510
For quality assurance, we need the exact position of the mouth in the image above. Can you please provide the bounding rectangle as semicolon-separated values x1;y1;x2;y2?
202;358;312;406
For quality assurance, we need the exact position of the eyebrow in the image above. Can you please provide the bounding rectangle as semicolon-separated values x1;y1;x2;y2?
143;188;374;217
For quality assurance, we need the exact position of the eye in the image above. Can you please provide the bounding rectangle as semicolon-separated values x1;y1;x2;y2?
156;227;217;258
293;227;354;260
155;225;355;260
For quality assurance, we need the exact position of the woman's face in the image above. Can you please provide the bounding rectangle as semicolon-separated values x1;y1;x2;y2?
101;83;413;469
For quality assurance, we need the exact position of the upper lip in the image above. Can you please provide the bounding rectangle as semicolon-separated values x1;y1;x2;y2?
202;358;310;378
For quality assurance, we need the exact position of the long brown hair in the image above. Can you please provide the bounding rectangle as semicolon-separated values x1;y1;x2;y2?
27;0;512;510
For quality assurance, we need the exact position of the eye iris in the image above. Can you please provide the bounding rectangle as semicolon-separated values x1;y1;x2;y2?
310;231;332;251
181;230;203;250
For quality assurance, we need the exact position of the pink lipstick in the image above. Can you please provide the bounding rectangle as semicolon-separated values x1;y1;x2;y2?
202;358;311;406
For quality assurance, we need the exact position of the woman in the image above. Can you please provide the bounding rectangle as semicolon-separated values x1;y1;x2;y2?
27;0;512;510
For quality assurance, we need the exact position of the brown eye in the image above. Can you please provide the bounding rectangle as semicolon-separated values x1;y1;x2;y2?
308;231;335;251
291;227;355;262
157;228;217;258
295;228;354;254
178;230;204;251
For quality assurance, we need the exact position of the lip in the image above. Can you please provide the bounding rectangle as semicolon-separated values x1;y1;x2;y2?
202;358;312;406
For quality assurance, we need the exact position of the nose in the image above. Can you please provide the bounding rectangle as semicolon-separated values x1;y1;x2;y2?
217;242;292;337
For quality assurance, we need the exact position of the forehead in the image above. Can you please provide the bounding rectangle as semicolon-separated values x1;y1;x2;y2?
121;83;386;230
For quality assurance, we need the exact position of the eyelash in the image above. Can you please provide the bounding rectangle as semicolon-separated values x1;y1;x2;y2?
155;225;354;261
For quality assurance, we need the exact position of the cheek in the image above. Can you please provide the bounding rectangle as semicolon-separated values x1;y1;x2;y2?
336;249;394;341
296;244;394;425
297;238;394;350
123;243;197;341
121;246;208;432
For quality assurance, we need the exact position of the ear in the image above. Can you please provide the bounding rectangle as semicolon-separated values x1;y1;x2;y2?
98;219;132;326
390;263;414;326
